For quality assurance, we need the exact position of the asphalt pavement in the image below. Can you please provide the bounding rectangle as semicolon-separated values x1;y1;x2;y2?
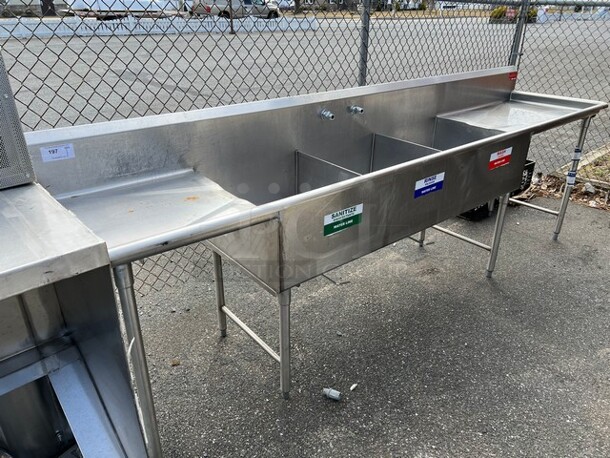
138;197;610;457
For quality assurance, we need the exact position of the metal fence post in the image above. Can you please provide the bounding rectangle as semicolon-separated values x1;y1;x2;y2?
229;1;236;35
509;0;531;67
358;0;371;86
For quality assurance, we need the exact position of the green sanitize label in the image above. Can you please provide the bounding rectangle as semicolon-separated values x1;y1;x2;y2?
323;203;363;236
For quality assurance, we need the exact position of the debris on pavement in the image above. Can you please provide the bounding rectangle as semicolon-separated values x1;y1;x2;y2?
528;175;609;211
584;182;597;194
322;388;342;401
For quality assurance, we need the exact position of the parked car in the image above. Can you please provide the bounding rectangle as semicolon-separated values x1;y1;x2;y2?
276;0;294;10
400;0;421;9
191;0;280;18
61;0;180;18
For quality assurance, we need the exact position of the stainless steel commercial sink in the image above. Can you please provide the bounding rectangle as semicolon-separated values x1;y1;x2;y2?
27;67;603;290
25;66;607;452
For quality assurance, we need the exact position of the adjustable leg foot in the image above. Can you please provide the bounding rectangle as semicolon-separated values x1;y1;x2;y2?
418;229;426;248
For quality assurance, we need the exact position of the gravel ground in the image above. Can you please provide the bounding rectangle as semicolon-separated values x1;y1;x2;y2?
137;198;610;457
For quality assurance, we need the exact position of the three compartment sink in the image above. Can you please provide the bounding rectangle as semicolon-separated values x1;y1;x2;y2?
26;67;606;292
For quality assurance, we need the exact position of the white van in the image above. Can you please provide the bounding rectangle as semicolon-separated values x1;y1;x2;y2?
191;0;280;19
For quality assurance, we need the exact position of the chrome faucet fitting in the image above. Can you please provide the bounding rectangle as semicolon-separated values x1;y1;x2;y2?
320;109;335;120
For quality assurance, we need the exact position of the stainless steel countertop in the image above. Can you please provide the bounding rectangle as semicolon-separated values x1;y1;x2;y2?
0;183;109;299
438;99;578;132
57;169;255;250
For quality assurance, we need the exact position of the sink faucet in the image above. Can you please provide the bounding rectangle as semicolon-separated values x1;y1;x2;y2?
319;109;335;120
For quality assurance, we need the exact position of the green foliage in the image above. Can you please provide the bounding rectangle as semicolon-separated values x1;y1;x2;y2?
418;2;426;10
490;5;507;19
527;6;537;22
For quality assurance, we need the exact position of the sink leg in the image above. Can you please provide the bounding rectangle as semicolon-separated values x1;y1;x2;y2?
418;229;426;247
553;116;592;241
212;252;227;338
486;193;510;278
278;289;291;399
113;263;163;458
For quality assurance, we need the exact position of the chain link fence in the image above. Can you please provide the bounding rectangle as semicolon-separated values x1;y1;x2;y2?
517;6;609;182
132;242;212;295
1;0;607;292
0;0;521;132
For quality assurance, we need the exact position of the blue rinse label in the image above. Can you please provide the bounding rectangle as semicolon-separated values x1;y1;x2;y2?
414;172;445;199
